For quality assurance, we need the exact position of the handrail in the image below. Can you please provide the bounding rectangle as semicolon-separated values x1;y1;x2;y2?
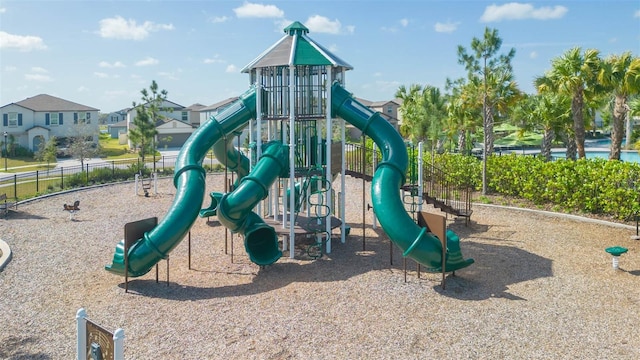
343;142;473;219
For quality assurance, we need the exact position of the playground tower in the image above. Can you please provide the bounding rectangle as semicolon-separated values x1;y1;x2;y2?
240;21;353;256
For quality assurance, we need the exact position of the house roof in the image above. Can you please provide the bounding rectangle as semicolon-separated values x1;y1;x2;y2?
109;120;127;127
355;97;402;108
200;97;239;112
241;21;353;72
8;94;99;112
184;103;206;111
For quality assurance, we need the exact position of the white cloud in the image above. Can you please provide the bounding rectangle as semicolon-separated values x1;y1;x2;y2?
4;66;17;72
529;51;538;59
328;44;339;53
634;10;640;18
305;15;354;35
31;66;48;73
77;86;90;92
25;73;52;82
233;2;284;18
135;57;159;66
481;3;568;22
0;31;47;51
204;55;225;64
209;16;229;23
434;21;460;33
0;7;6;13
99;61;126;68
94;72;109;78
97;16;174;40
400;19;409;27
226;64;238;73
158;71;179;80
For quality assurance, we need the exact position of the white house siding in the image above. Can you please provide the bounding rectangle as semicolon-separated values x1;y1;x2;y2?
0;104;99;150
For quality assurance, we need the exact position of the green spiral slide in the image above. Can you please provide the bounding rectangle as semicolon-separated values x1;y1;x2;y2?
331;82;474;272
105;86;282;277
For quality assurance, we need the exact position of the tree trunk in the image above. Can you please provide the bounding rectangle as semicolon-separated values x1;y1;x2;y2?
609;95;627;160
572;89;586;159
485;106;495;156
541;128;554;161
563;131;577;160
457;130;466;155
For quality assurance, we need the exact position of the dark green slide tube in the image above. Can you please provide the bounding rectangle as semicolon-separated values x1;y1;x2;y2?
105;87;258;277
331;82;473;272
215;141;287;266
200;130;250;217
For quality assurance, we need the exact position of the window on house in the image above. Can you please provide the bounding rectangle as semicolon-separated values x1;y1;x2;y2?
8;113;18;126
181;111;188;121
387;105;393;114
74;112;91;124
50;113;59;125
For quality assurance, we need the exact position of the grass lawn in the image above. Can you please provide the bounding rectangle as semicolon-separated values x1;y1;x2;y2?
0;156;56;173
98;133;134;160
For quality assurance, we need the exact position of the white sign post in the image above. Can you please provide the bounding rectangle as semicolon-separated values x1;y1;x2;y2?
76;308;125;360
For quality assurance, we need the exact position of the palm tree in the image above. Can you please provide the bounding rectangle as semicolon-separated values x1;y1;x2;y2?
598;52;640;159
517;93;571;160
535;47;601;160
445;77;482;155
421;85;448;152
484;68;522;153
395;84;423;140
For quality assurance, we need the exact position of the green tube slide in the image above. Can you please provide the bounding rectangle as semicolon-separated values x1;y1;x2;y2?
214;141;288;266
105;87;259;277
199;130;250;217
331;82;474;272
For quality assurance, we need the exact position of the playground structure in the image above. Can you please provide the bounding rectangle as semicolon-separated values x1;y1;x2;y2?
105;22;473;280
134;172;157;197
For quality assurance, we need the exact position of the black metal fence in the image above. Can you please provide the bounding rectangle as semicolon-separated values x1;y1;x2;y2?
0;153;221;202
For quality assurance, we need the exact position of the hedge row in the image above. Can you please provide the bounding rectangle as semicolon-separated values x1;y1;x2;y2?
426;153;640;220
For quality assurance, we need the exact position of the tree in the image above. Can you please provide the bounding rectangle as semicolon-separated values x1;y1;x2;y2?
128;104;157;165
598;52;640;159
395;84;447;150
67;121;100;169
456;27;519;194
34;136;58;169
535;47;601;160
395;84;423;139
445;77;483;155
516;93;571;161
129;80;169;168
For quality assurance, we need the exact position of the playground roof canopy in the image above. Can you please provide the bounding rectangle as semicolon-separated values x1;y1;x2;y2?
241;21;353;72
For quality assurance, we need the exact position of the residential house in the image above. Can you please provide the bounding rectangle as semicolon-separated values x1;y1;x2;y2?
124;99;195;149
184;103;206;127
105;107;130;125
0;94;99;152
346;97;402;139
107;120;127;140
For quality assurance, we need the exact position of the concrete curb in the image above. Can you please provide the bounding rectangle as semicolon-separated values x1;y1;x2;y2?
0;238;12;272
474;202;637;231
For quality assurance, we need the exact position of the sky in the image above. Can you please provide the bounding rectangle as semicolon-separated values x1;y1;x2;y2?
1;0;639;113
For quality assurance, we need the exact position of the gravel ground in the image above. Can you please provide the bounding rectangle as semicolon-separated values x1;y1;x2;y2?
1;173;639;359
